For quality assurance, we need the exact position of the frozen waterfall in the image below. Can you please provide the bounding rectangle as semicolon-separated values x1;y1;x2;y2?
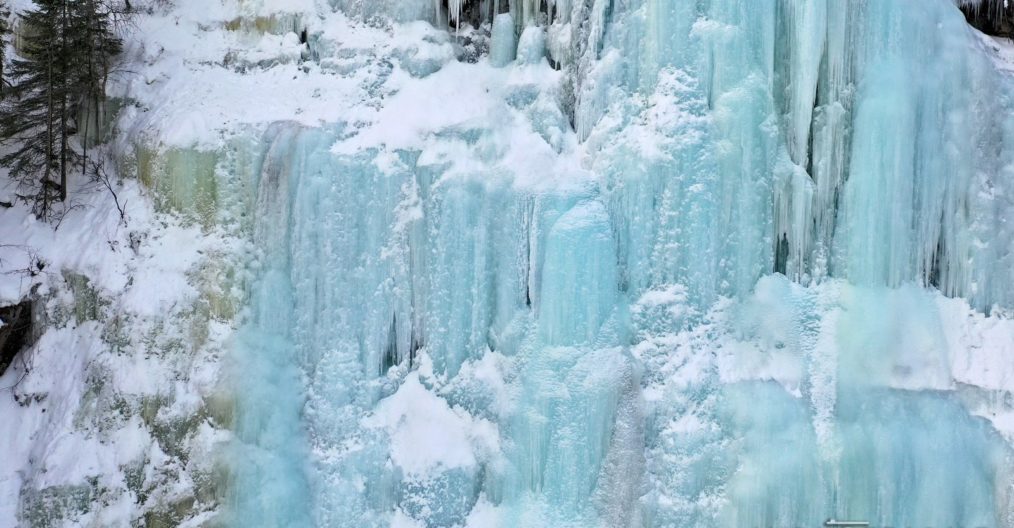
220;0;1014;527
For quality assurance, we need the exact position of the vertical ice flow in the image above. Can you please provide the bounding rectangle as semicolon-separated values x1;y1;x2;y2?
223;1;1014;527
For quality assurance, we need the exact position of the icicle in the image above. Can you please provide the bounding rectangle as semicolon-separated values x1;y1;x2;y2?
782;0;828;168
448;0;465;27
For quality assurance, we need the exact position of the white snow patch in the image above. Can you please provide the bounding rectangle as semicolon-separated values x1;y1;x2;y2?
365;373;499;478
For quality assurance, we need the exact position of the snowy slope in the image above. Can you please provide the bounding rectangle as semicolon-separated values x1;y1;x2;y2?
0;175;236;527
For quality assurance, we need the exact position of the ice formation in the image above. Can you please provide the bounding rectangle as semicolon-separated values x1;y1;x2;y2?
219;0;1014;525
3;0;1014;526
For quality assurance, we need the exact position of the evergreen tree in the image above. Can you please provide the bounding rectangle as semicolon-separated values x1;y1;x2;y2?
0;0;121;219
0;0;72;218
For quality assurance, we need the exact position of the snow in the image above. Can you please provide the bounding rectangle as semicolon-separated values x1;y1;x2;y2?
364;373;498;478
113;6;446;150
0;177;230;526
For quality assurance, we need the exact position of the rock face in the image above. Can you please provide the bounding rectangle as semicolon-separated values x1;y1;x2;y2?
0;300;32;377
960;0;1014;38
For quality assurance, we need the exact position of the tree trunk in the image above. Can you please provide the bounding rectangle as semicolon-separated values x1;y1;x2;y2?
58;0;69;201
44;44;54;215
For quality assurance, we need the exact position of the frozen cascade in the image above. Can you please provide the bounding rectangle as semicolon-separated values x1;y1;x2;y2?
213;0;1014;527
570;0;1014;308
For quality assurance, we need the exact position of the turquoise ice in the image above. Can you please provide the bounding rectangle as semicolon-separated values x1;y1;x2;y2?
223;0;1014;526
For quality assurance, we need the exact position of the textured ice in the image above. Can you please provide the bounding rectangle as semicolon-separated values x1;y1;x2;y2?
516;26;546;65
490;14;517;67
217;0;1014;526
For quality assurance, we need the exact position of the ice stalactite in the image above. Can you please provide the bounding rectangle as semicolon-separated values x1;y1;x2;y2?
447;0;466;26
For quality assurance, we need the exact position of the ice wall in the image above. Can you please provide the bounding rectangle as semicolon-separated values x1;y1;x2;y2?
207;0;1014;526
555;0;1014;312
228;119;629;525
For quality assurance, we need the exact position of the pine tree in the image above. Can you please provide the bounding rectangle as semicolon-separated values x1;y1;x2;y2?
0;0;121;219
0;0;72;218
